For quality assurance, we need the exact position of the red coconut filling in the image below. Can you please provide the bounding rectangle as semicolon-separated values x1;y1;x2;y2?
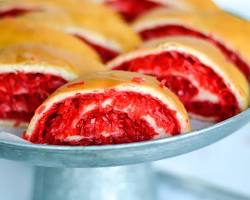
113;51;240;121
74;34;119;63
106;0;163;22
0;7;40;18
0;72;67;123
28;91;180;145
139;25;250;81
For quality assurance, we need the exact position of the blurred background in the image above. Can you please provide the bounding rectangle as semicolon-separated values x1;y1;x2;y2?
0;0;250;199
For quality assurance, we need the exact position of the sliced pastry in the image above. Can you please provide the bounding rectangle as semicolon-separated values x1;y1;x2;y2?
108;37;249;122
24;71;191;145
0;19;105;126
93;0;218;22
0;0;141;62
134;11;250;81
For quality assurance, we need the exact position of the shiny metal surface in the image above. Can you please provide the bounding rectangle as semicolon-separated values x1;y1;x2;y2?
0;109;249;168
0;108;249;200
33;164;156;200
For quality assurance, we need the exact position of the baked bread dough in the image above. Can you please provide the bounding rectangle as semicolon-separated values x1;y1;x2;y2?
108;37;249;121
92;0;219;22
24;70;191;145
0;0;142;62
0;19;105;126
133;10;250;81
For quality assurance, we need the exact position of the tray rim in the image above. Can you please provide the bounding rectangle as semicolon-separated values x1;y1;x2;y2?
0;109;249;151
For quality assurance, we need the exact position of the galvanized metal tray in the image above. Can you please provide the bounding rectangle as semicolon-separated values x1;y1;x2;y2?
0;109;249;200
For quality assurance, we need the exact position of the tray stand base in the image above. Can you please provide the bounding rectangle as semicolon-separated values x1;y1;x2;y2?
33;164;156;200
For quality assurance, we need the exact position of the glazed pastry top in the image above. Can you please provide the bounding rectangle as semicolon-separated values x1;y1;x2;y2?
25;70;192;144
154;0;219;11
43;70;189;117
0;18;107;78
90;0;218;12
0;0;142;52
108;37;249;110
0;18;101;61
0;44;106;79
26;70;191;133
133;10;250;65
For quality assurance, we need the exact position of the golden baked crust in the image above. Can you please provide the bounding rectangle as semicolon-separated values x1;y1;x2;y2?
0;0;141;52
0;18;107;77
170;0;218;11
25;70;191;137
107;36;249;112
40;71;189;118
0;18;107;127
0;42;106;127
90;0;218;12
151;0;219;11
0;44;106;79
133;10;250;66
0;18;101;61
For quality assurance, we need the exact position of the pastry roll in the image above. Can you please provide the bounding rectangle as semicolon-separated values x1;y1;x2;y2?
108;37;249;122
0;0;141;62
94;0;218;22
24;71;191;145
0;18;100;61
0;19;105;126
134;11;250;82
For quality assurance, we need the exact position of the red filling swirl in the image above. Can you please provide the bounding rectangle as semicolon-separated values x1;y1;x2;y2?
74;34;119;63
0;72;67;123
28;91;180;145
113;51;240;121
106;0;163;22
0;7;36;18
139;25;250;81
